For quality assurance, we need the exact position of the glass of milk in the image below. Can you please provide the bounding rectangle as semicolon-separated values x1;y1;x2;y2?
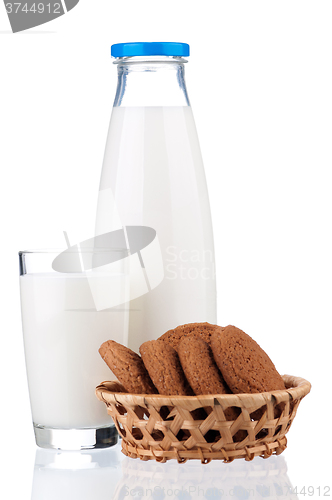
19;248;129;450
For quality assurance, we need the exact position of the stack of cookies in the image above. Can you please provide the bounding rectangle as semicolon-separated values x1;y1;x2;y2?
99;323;286;398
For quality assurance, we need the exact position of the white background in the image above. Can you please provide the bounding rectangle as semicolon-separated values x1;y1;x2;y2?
0;1;331;498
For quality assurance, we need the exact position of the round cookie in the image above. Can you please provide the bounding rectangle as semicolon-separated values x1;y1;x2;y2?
177;336;246;441
210;325;286;394
177;336;230;395
99;340;157;395
139;340;194;396
159;322;225;352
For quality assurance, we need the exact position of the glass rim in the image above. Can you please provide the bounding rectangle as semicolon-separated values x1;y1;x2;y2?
18;248;129;255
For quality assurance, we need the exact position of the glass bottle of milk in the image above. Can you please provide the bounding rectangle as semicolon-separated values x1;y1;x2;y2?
96;42;216;352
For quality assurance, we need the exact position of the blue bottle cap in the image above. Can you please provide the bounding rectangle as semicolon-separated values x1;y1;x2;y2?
111;42;190;58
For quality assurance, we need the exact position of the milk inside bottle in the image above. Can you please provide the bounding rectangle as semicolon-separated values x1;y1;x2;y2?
96;43;216;351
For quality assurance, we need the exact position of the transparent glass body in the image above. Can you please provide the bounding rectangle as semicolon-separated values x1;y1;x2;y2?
19;250;121;449
113;56;190;107
96;55;217;352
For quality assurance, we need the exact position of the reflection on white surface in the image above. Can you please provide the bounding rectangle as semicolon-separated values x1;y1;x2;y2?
31;445;123;499
113;453;299;500
31;443;299;500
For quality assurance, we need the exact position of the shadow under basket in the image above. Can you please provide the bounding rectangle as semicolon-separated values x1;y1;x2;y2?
95;374;310;464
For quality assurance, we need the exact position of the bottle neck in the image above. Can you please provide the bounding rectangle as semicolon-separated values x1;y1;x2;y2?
113;56;190;107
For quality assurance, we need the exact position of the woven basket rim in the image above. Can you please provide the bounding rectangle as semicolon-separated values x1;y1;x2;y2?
96;374;311;409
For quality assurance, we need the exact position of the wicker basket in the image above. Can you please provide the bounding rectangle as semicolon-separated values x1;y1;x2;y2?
95;374;310;464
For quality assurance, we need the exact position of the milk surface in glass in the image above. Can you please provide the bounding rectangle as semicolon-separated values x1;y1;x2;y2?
20;272;128;428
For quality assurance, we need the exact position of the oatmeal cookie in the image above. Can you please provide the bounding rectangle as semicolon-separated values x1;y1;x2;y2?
139;340;193;396
99;340;157;395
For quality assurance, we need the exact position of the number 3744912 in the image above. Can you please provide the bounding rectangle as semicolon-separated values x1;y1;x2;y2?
5;3;62;14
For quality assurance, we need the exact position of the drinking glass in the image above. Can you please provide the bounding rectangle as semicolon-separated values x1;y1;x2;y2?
19;248;129;450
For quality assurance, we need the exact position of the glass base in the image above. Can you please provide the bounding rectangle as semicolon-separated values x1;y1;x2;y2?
33;423;118;450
